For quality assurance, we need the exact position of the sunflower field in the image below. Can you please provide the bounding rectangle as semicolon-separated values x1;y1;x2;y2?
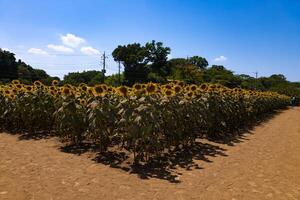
0;80;290;162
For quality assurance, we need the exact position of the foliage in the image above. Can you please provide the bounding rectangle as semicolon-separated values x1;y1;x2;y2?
188;56;209;70
63;70;104;86
0;48;60;84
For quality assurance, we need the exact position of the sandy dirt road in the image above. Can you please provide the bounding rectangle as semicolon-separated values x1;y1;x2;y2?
1;108;300;200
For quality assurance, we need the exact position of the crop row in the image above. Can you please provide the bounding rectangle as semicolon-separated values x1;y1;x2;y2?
0;80;290;163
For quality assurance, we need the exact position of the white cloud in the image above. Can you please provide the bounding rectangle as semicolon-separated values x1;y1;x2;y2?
28;48;48;56
47;44;74;53
80;46;100;56
214;55;227;62
61;33;85;48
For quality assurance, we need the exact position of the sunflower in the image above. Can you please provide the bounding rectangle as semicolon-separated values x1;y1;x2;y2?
164;89;175;97
146;83;157;94
12;89;18;94
64;84;72;89
133;83;142;90
190;84;198;92
199;84;208;91
79;99;87;105
178;81;185;87
4;90;11;95
25;86;33;92
9;94;16;99
34;80;43;87
186;91;195;98
209;84;216;90
52;80;59;86
118;86;128;97
50;90;57;97
62;87;71;96
87;88;94;96
174;85;182;93
185;86;191;92
12;80;20;85
164;84;172;90
93;85;104;96
107;87;113;92
101;84;108;91
79;84;88;92
15;84;23;90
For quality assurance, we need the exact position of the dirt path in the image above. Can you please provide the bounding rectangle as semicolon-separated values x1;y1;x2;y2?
1;108;300;200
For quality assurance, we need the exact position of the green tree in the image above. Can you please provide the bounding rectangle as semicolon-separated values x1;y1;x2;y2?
188;56;209;70
105;73;124;86
112;43;148;85
63;71;103;86
0;49;18;82
204;65;241;88
145;40;171;77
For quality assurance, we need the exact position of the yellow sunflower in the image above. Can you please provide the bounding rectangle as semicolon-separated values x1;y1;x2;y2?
174;85;182;93
133;83;142;90
164;89;175;97
62;87;71;96
34;80;43;87
146;83;157;94
93;85;104;96
12;80;20;85
52;80;59;86
118;86;128;97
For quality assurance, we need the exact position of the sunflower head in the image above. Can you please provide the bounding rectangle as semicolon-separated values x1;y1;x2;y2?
174;85;182;93
93;85;104;96
209;84;216;90
50;90;57;97
107;87;113;92
52;80;59;86
79;99;87;105
101;84;108;91
133;83;142;91
12;80;20;85
15;84;23;90
186;91;195;98
178;81;185;87
34;80;43;87
62;87;71;96
165;84;172;90
146;83;157;94
79;83;88;92
190;84;198;92
9;94;16;100
118;86;128;97
4;90;11;95
25;86;33;92
185;86;191;92
164;89;175;97
49;86;56;91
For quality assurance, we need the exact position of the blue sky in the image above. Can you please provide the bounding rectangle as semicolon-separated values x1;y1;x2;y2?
0;0;300;81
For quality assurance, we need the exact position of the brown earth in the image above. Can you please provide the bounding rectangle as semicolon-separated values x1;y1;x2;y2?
1;108;300;200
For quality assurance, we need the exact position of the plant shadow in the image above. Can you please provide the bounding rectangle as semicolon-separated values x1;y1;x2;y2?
206;109;284;146
91;141;227;183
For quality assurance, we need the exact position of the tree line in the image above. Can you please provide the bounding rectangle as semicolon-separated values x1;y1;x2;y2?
1;43;300;97
0;49;60;85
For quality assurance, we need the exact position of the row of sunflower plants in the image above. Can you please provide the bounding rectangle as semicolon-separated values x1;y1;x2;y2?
0;80;290;163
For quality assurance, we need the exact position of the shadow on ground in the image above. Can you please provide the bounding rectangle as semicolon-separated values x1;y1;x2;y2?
1;109;285;183
206;110;284;146
91;141;227;183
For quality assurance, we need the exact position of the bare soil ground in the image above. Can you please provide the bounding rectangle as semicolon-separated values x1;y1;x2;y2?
1;108;300;200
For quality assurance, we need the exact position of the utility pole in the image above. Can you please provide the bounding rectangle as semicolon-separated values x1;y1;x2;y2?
254;71;258;90
101;51;108;83
118;60;121;86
